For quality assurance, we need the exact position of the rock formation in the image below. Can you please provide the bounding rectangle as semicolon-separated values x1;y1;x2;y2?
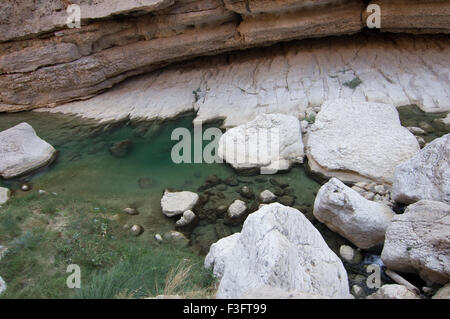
0;0;449;114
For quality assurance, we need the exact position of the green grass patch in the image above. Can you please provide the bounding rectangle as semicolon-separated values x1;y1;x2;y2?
0;193;215;299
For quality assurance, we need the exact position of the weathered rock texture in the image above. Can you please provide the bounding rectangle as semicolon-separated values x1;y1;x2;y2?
205;203;351;299
392;134;450;205
37;33;450;125
0;123;56;179
306;100;420;184
381;200;450;285
218;113;304;172
313;178;394;249
0;0;449;113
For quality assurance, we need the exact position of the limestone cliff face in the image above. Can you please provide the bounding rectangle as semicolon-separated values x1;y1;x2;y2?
0;0;449;112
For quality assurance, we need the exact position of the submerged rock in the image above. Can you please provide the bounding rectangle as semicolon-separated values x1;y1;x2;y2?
306;100;419;184
0;123;56;179
218;114;304;174
163;231;189;247
205;203;351;299
109;139;133;158
160;190;199;217
123;207;139;215
392;134;450;204
0;187;10;205
313;178;394;249
381;200;450;285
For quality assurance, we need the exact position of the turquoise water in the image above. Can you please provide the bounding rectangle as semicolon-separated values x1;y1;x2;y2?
0;112;323;250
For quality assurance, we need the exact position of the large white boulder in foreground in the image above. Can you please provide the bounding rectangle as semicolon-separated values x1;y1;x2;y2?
160;190;199;217
218;114;304;174
392;134;450;204
0;123;56;179
205;203;351;299
381;200;450;285
306;100;419;184
313;178;395;249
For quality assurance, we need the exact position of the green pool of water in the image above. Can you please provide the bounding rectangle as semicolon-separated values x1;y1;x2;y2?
0;112;323;249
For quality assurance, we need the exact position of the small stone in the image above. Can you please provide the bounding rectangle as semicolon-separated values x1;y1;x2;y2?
161;190;199;217
351;285;365;298
259;190;276;203
38;189;49;195
224;175;238;186
239;186;254;199
163;231;189;246
155;234;163;243
216;205;228;215
339;245;362;264
205;175;221;186
227;200;247;219
407;126;426;135
123;207;139;215
278;195;295;206
175;210;196;227
416;136;426;148
130;224;144;236
20;183;31;192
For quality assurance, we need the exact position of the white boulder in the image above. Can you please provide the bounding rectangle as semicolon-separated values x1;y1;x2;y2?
0;123;56;179
367;284;419;299
175;210;196;227
218;114;304;174
206;203;351;299
313;178;395;249
306;100;420;184
259;190;277;203
392;134;450;204
227;200;247;219
0;187;10;205
381;200;450;285
160;190;199;217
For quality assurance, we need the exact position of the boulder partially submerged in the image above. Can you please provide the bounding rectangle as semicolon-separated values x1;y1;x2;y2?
306;100;419;184
205;203;351;299
0;123;56;179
